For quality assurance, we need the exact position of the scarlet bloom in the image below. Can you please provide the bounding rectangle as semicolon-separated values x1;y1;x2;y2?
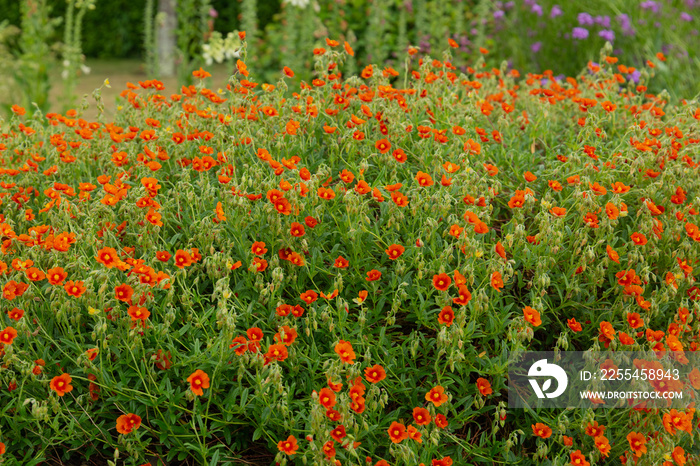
375;138;391;154
64;280;87;298
290;222;305;237
438;306;455;326
116;413;142;434
491;272;504;292
251;241;268;256
567;318;582;332
95;247;120;268
627;431;647;457
532;422;552;439
128;305;150;322
385;244;405;260
476;377;493;396
426;385;449;407
434;414;448;428
174;249;193;268
570;450;590;466
631;232;648;246
364;364;386;383
187;369;210;396
523;306;542;326
156;251;171;262
387;422;409;443
50;373;73;396
278;435;298;455
318;387;337;408
0;327;18;345
334;256;349;268
300;290;318;304
47;267;67;285
335;340;356;364
412;407;432;426
366;269;382;281
432;273;452;291
114;283;134;302
415;171;434;187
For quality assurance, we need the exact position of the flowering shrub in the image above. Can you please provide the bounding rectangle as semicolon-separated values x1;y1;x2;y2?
0;36;699;466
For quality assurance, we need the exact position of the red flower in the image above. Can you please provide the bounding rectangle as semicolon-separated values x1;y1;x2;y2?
187;369;210;396
277;435;298;455
364;364;386;383
476;377;493;396
438;306;455;326
426;385;448;407
116;413;142;434
50;373;73;396
335;340;356;364
385;244;405;260
432;273;452;291
387;422;409;443
413;407;431;426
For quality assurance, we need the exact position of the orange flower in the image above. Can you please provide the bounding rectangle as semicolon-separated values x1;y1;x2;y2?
318;387;336;408
490;271;504;292
364;364;386;383
375;139;391;154
114;283;134;302
549;207;567;217
300;290;318;304
570;450;590;466
432;273;452;291
128;305;150;322
413;407;431;426
334;256;349;268
47;266;67;285
366;269;382;281
116;413;142;434
425;385;448;407
435;414;448;428
532;422;552;439
64;280;86;298
524;171;537;182
187;369;210;396
606;245;620;263
523;306;541;326
278;435;298;455
0;326;17;345
174;249;193;268
387;422;409;444
626;431;647;457
438;306;455;326
251;241;268;256
631;232;647;246
335;340;356;364
476;377;493;396
415;171;434;187
95;247;120;268
50;373;73;396
385;244;405;260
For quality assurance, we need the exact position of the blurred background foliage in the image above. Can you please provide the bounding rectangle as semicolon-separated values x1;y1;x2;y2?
0;0;699;114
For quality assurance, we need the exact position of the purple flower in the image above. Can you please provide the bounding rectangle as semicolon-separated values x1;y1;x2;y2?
617;14;635;36
494;10;505;19
572;27;589;39
681;12;693;21
209;8;218;18
578;13;594;26
640;1;660;13
628;70;641;84
531;4;543;16
550;5;562;18
594;15;611;28
599;29;615;42
531;41;542;53
505;1;515;9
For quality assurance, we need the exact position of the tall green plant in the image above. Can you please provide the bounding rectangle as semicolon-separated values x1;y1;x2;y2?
61;0;95;111
13;0;62;113
144;0;157;78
